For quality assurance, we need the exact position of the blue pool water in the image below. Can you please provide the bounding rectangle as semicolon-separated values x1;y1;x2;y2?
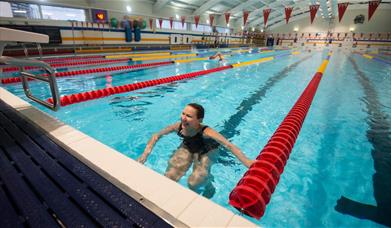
2;49;390;227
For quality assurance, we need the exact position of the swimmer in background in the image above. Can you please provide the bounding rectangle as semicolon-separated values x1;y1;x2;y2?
105;75;113;88
209;52;225;62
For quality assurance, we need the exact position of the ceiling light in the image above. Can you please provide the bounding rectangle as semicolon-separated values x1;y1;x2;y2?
261;29;264;32
227;23;230;27
252;27;255;31
13;10;27;13
175;14;179;19
206;19;209;24
126;6;131;12
241;26;244;30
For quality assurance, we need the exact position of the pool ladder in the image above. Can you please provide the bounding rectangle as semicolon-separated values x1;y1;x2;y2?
0;56;60;111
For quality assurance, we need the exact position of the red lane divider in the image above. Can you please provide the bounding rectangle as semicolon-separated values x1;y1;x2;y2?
229;55;331;219
43;55;104;63
2;58;130;72
1;61;173;84
47;65;232;106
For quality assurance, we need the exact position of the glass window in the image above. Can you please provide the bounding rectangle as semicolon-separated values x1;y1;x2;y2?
172;21;187;30
41;5;86;21
191;24;212;33
216;26;230;34
9;2;40;19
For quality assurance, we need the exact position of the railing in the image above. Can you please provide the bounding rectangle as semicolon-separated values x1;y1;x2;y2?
0;56;60;111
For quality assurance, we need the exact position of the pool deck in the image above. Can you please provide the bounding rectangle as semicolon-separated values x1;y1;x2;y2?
0;87;257;227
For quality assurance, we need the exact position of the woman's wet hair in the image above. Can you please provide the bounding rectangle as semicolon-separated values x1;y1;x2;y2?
187;103;204;119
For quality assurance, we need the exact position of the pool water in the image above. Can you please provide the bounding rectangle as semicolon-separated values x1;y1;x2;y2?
2;49;390;227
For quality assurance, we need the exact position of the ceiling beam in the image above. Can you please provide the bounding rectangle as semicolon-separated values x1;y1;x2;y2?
226;0;259;15
153;0;171;12
192;0;222;15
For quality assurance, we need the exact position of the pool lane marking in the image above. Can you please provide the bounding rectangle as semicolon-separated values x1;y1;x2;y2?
175;57;209;63
229;52;332;219
48;51;299;106
105;52;172;59
131;53;197;61
355;52;391;65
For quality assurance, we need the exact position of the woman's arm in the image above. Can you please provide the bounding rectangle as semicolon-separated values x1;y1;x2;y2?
204;127;254;168
137;122;180;163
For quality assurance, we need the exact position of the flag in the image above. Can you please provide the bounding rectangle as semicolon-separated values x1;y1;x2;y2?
243;11;250;26
368;0;380;21
285;7;293;24
338;3;349;22
194;15;200;28
224;12;230;25
309;5;319;24
149;18;153;29
209;14;214;26
158;18;163;28
263;9;271;26
169;17;173;29
181;16;186;27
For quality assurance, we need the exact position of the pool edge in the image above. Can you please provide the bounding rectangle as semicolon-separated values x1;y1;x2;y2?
0;87;257;227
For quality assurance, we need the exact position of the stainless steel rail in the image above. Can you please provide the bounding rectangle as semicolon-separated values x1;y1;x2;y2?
0;56;60;111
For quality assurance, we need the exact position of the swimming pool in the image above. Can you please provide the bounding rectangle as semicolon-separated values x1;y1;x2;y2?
2;49;390;227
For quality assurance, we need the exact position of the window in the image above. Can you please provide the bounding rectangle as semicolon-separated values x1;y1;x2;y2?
191;24;212;33
2;1;41;19
216;26;230;34
41;5;86;21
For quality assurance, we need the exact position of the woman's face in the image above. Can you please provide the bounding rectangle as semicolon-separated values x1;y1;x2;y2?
180;105;201;129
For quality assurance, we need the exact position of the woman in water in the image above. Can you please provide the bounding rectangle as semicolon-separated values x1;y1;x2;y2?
137;103;254;190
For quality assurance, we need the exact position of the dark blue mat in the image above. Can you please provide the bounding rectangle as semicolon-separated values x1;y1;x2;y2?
0;100;172;228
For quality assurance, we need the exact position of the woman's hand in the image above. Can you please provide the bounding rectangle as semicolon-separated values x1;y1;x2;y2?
244;159;256;168
137;153;148;164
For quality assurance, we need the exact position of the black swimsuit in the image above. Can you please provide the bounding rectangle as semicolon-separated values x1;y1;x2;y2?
177;125;220;154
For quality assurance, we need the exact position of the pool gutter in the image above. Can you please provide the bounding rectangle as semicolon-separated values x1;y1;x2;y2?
0;87;257;227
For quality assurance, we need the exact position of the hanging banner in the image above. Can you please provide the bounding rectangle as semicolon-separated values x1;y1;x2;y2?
368;0;380;21
181;16;186;28
338;3;349;22
194;15;200;28
285;7;293;24
158;18;163;28
243;10;250;26
209;14;214;26
309;5;319;24
149;18;153;29
224;12;231;25
169;17;173;29
263;9;271;26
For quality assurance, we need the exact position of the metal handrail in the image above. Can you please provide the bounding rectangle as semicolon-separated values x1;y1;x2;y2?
0;56;60;111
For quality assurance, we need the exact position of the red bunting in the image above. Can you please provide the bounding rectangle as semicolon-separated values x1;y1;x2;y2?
243;11;250;26
149;18;153;29
224;12;230;25
209;14;214;26
368;0;380;21
194;15;200;28
158;18;163;28
263;9;271;26
309;5;319;24
169;17;173;29
181;16;186;27
285;7;293;24
338;3;349;22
